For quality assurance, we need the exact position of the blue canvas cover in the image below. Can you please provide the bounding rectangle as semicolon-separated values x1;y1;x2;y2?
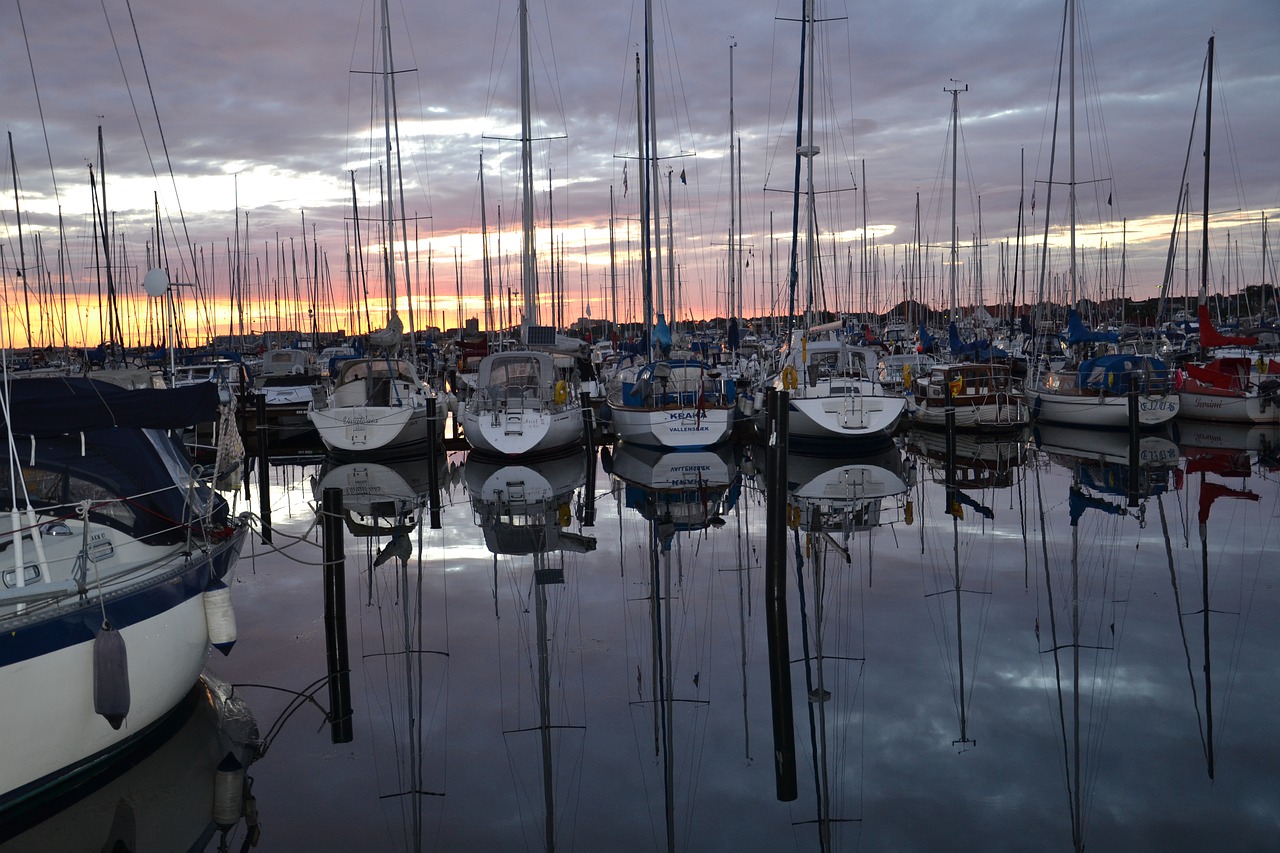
5;377;221;436
1076;354;1170;394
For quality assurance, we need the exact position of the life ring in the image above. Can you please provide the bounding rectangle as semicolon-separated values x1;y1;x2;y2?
553;379;568;405
781;364;798;391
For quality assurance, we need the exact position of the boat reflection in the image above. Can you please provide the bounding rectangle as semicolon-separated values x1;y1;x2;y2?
465;449;595;852
1031;423;1173;851
608;441;741;534
1;673;260;851
904;425;1029;492
315;452;443;537
1034;423;1178;507
1158;451;1263;782
775;441;910;848
785;438;909;536
321;451;446;852
608;442;742;850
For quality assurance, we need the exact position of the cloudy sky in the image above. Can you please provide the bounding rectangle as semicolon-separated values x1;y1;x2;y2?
2;0;1277;343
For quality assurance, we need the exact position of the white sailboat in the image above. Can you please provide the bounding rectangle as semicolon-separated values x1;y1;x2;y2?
461;0;585;459
768;3;906;446
1024;8;1178;429
1;377;251;811
604;6;737;451
308;0;446;457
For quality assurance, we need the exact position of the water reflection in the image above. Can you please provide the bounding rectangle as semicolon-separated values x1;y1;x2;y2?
466;449;595;852
318;452;446;852
189;424;1279;851
1030;423;1179;852
782;442;912;851
609;442;741;851
2;674;260;852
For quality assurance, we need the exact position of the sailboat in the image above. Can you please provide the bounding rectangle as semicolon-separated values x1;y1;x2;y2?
604;9;737;451
308;0;447;457
766;1;907;446
460;0;586;459
1023;8;1179;429
1;376;251;812
908;84;1028;432
1171;39;1280;425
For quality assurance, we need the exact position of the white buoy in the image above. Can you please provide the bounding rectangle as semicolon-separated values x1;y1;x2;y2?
203;580;238;656
93;622;130;729
213;751;246;828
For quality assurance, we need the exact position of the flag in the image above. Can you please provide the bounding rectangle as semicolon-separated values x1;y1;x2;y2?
623;163;628;197
679;168;686;185
1030;190;1036;215
1107;192;1112;206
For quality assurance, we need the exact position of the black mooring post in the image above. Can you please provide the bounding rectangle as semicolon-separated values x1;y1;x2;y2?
580;390;598;526
255;393;271;544
426;398;442;530
321;487;353;743
764;389;797;801
1127;389;1141;507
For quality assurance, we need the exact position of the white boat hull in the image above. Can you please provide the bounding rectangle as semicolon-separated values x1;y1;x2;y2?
309;404;440;454
610;404;734;450
1031;388;1180;427
1177;388;1280;424
461;406;584;457
786;393;905;441
0;526;248;809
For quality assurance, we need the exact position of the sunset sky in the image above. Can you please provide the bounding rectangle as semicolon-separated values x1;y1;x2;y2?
1;0;1277;348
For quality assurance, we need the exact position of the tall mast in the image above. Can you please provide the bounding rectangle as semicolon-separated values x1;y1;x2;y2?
1200;35;1215;300
802;0;819;327
1068;0;1077;308
378;0;399;312
519;0;538;330
480;152;494;334
644;0;664;323
732;41;742;327
945;82;967;323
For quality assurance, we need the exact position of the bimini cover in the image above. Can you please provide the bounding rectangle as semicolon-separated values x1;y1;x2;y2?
2;428;221;545
5;376;220;436
4;377;226;543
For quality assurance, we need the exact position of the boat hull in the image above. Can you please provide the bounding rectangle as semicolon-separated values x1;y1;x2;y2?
609;404;735;450
308;404;440;454
786;393;905;441
1030;388;1180;427
461;406;584;457
0;523;248;811
1176;387;1280;424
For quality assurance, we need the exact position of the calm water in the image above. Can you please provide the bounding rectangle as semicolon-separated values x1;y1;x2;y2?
14;422;1280;852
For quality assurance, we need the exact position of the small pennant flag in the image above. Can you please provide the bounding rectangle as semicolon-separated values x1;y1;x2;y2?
679;168;686;185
